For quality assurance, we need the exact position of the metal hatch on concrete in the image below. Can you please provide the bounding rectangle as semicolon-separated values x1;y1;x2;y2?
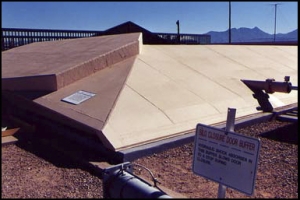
2;32;298;153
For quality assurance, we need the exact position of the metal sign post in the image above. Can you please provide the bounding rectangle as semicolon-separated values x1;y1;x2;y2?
192;108;260;197
217;108;236;198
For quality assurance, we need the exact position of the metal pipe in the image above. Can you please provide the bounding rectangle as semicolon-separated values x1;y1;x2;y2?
103;162;172;199
240;78;293;94
241;76;297;112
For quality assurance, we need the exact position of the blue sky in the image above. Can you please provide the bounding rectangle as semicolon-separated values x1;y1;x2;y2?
1;1;298;34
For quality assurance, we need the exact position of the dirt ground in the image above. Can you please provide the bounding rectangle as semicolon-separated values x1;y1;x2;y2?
2;120;298;198
133;120;298;198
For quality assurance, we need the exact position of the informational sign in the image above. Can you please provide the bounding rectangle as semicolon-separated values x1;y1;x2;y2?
192;123;260;195
61;90;96;105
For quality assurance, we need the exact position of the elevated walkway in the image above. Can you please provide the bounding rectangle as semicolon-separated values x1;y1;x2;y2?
2;32;298;154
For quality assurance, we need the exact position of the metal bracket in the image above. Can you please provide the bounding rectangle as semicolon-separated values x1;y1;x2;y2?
102;162;132;182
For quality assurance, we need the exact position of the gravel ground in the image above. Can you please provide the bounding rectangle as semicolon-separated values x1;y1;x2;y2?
1;119;298;198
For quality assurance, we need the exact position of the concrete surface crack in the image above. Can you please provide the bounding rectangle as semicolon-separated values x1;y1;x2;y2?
125;84;175;124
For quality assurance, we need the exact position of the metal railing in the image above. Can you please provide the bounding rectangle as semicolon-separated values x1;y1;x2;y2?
2;28;104;51
154;32;211;44
2;28;212;51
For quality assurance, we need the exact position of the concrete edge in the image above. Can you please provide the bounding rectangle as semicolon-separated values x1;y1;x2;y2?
2;135;18;146
118;112;274;162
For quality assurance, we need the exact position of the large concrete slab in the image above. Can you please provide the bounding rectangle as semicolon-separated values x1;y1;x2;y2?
102;45;298;150
34;56;137;150
2;33;298;152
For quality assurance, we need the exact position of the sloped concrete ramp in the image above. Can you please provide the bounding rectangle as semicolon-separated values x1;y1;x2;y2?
2;33;298;152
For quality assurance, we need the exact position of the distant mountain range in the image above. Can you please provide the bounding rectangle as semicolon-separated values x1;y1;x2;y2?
204;27;298;43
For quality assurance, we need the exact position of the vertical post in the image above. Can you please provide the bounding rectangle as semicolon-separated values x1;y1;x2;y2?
176;20;180;44
273;4;277;42
229;1;231;44
217;107;236;198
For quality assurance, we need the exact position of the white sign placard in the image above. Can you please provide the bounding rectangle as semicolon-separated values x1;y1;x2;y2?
192;123;260;195
61;90;96;105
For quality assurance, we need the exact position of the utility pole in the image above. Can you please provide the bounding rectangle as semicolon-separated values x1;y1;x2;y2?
272;3;281;42
229;1;231;44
